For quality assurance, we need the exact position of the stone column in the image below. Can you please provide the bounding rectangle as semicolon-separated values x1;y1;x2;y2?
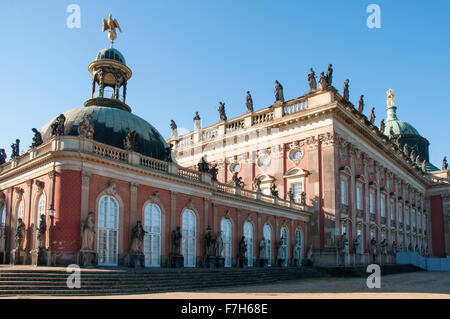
130;182;138;227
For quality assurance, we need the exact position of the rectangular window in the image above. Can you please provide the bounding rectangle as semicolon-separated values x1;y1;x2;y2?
405;207;409;225
341;179;348;205
390;201;395;220
411;210;415;227
369;192;374;214
381;195;385;217
291;182;304;203
356;186;362;210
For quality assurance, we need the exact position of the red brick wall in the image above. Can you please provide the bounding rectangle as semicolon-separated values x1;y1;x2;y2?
430;195;445;257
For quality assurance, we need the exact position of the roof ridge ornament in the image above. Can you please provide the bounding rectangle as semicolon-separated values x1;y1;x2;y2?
102;14;122;48
387;89;395;108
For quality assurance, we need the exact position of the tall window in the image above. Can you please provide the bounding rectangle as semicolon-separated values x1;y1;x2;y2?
144;204;161;267
221;218;232;267
369;192;375;214
182;209;196;267
380;195;385;217
411;209;415;227
356;185;362;210
244;221;253;267
295;228;302;266
398;204;403;221
291;182;304;203
97;196;119;266
341;179;348;205
390;201;395;220
36;193;46;246
405;207;409;225
280;226;289;267
263;224;272;267
0;202;6;226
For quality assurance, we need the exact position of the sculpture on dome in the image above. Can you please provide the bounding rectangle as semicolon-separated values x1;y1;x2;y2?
389;126;395;140
11;139;20;158
342;79;349;101
274;80;284;102
102;14;122;48
308;68;317;91
170;120;178;137
246;91;254;112
123;130;138;151
369;107;376;124
357;95;364;113
422;160;427;172
319;72;328;90
387;88;395;107
78;114;95;139
0;149;6;165
326;64;333;86
379;119;385;133
31;128;43;148
50;114;66;137
218;102;227;121
443;156;448;171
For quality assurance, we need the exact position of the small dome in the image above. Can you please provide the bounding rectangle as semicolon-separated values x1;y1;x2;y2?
41;106;168;161
383;120;420;137
96;48;126;65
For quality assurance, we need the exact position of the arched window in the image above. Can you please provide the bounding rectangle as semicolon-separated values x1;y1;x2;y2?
144;203;161;267
182;209;196;267
0;202;6;227
35;193;46;246
295;227;302;266
263;224;272;267
220;218;232;267
97;195;119;266
244;221;253;267
280;226;289;267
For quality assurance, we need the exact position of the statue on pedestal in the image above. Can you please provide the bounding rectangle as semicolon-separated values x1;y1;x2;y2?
232;172;243;188
353;235;360;254
0;149;6;165
308;68;317;91
78;114;95;139
319;72;328;90
357;95;364;113
193;112;201;130
326;64;333;86
31;128;43;148
342;79;349;101
270;183;279;198
246;91;254;112
442;156;448;171
218;102;227;121
171;226;182;255
50;114;66;137
259;239;267;259
274;80;284;102
369;107;376;124
215;231;224;258
37;214;46;249
391;240;397;253
15;218;26;251
209;164;218;181
300;192;306;205
170;120;178;137
80;212;96;251
204;225;215;257
238;236;247;258
11;139;20;158
130;221;147;254
197;156;210;173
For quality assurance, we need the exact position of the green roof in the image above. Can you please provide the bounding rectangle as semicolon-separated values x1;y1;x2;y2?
96;48;126;65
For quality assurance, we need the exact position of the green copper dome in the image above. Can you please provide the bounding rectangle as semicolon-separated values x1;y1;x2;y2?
96;48;126;65
383;119;420;136
40;106;168;161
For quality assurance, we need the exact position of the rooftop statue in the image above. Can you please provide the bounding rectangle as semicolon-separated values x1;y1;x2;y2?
51;114;66;137
102;13;122;48
403;143;409;157
308;68;317;91
270;183;279;198
218;102;227;121
31;128;43;148
232;172;243;188
193;112;201;130
443;156;448;170
170;120;178;137
246;91;254;112
415;155;421;166
387;88;395;107
123;130;138;151
0;149;6;165
369;107;376;124
319;72;328;90
11;139;20;158
357;95;364;113
78;114;95;139
274;80;284;102
209;164;218;181
197;156;210;173
165;144;173;163
422;160;427;172
389;126;395;139
342;79;349;101
379;119;385;133
326;64;333;86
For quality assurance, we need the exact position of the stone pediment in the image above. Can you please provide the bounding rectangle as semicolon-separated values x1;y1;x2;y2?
283;167;310;178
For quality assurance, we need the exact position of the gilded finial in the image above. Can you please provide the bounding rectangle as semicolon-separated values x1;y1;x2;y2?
386;88;395;108
102;14;122;48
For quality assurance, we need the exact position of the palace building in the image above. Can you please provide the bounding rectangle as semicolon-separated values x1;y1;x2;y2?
0;18;449;269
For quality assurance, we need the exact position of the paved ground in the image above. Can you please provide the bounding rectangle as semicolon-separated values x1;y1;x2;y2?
6;271;450;299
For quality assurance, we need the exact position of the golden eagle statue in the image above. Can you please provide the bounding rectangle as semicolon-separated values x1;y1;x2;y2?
102;14;122;47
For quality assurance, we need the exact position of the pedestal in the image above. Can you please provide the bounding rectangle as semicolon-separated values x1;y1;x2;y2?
216;256;225;268
31;248;49;266
205;255;216;268
130;252;145;268
79;250;97;267
170;253;184;268
259;258;268;268
239;257;248;268
10;249;25;265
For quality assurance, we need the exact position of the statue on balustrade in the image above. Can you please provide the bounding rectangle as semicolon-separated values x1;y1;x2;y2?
238;236;247;258
78;114;95;139
197;156;210;173
342;79;349;101
326;64;333;86
209;164;218;181
270;183;279;198
308;68;317;91
0;149;6;165
415;155;421;167
165;144;173;163
193;112;201;130
253;178;261;192
215;231;224;257
379;119;385;133
218;102;227;121
357;95;364;113
11;139;20;158
389;126;395;140
300;191;306;205
170;120;178;137
443;156;448;171
80;212;96;251
287;188;294;202
246;91;254;112
15;218;26;251
403;143;409;157
50;114;66;137
422;160;427;172
369;107;376;124
319;72;328;90
37;214;47;249
171;226;182;255
130;221;147;254
123;130;138;151
232;172;243;188
410;149;417;163
31;128;43;148
274;80;284;102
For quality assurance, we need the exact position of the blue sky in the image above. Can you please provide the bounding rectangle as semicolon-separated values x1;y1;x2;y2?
0;0;448;166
